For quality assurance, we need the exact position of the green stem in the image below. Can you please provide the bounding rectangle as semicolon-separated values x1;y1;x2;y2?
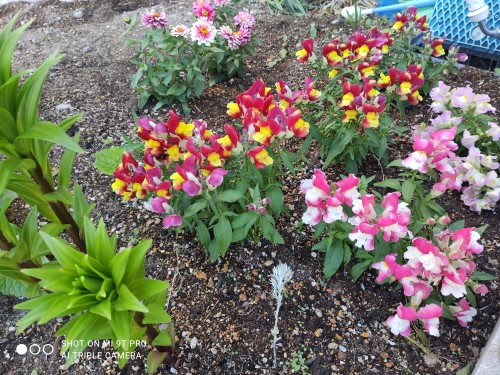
0;231;14;252
29;159;86;253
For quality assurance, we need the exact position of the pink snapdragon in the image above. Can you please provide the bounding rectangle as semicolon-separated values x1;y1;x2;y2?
377;192;411;242
449;298;477;327
300;169;330;206
374;225;489;337
387;304;417;336
418;304;443;337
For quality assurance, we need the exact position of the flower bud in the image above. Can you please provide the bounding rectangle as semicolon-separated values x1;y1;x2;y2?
124;17;131;24
247;203;256;211
438;215;451;225
426;218;436;225
258;207;266;215
262;197;270;205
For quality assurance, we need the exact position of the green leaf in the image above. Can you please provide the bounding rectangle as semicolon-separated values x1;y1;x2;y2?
350;259;373;282
184;199;206;218
143;303;171;324
471;271;496;281
214;216;232;257
89;294;113;320
115;284;148;313
266;187;284;217
324;239;344;278
281;152;296;176
218;189;243;203
73;184;95;229
387;159;403;168
0;18;33;85
152;329;173;346
58;132;79;187
39;232;85;268
0;77;21;134
401;179;415;202
449;220;465;232
374;178;401;190
94;147;125;175
17;52;63;133
196;221;211;248
166;84;186;97
231;212;255;229
0;275;35;297
15;121;83;153
147;351;168;375
109;249;131;286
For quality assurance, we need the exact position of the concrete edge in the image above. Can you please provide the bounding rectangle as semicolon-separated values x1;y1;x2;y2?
472;318;500;375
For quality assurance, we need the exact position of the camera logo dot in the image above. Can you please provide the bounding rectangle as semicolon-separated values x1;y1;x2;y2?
16;344;28;355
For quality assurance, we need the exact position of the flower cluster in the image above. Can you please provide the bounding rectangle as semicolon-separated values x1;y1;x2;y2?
312;28;393;80
132;1;258;109
377;64;425;105
300;170;411;250
226;78;313;168
374;226;487;336
112;112;243;228
403;82;500;212
340;79;387;128
392;6;428;33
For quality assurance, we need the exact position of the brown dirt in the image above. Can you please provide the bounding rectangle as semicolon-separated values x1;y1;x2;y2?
0;1;499;374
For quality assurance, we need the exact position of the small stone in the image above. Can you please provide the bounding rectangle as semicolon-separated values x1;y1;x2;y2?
385;362;394;368
56;103;72;111
195;271;207;280
338;310;344;318
210;347;217;355
73;10;84;19
263;260;273;266
314;328;322;337
315;308;323;318
190;337;198;349
239;294;247;302
360;332;369;338
449;343;458;352
328;342;338;350
207;278;214;288
337;350;347;360
380;352;389;359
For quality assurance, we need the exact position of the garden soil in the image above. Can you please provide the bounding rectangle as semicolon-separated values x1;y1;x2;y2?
0;1;499;374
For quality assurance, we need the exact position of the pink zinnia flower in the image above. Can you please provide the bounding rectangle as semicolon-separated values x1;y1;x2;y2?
195;3;215;21
191;18;217;46
141;9;168;29
234;11;255;31
220;25;241;50
171;24;190;37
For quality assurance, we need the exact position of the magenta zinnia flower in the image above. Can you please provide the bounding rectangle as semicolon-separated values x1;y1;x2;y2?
195;3;215;21
191;19;216;46
234;11;255;31
141;9;168;29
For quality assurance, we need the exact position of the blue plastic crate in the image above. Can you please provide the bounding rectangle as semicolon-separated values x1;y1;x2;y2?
429;0;500;56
